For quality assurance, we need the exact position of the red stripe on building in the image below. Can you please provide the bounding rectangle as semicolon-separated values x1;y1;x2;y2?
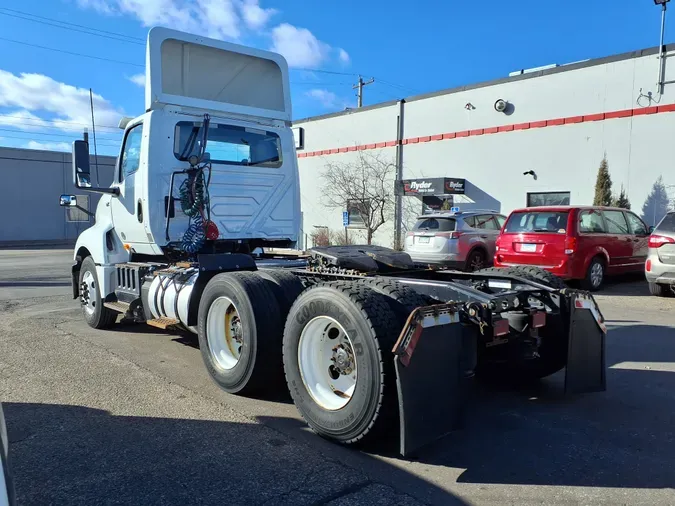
296;104;675;157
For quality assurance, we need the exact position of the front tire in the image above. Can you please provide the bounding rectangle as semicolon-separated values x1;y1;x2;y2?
197;271;283;395
79;256;117;329
283;282;400;445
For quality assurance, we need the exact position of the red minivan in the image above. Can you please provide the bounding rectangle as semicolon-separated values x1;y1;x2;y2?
494;206;651;290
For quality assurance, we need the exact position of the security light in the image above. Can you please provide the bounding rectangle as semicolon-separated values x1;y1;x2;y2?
654;0;670;5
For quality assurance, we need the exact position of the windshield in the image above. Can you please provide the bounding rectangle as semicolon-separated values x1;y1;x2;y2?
413;217;456;232
174;121;282;167
504;211;569;233
655;212;675;233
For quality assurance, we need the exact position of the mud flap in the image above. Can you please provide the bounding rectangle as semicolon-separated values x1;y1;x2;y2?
564;292;607;394
392;304;474;457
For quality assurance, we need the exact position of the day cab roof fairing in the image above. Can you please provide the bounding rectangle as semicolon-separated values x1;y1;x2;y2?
144;26;292;122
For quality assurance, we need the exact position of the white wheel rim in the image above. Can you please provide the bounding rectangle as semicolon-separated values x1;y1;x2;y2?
81;270;96;315
206;297;243;370
298;316;358;411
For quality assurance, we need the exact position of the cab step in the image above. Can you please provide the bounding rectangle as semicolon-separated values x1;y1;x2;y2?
104;301;131;313
146;317;180;329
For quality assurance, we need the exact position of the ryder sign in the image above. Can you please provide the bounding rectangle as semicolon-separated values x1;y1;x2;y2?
395;178;466;196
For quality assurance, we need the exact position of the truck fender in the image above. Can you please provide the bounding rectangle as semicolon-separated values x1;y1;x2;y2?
71;201;130;299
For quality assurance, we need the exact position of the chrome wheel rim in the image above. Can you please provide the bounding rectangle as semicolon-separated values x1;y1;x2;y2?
80;271;96;315
207;297;243;370
298;316;357;411
590;262;603;288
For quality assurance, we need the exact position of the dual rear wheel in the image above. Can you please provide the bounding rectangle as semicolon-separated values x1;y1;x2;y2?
197;272;413;443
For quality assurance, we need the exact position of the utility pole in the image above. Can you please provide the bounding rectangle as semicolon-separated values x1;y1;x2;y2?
353;75;375;108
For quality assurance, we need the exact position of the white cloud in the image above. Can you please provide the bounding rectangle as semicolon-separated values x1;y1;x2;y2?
305;88;342;109
128;73;146;87
271;23;331;67
239;0;276;29
0;70;124;133
76;1;345;67
25;140;71;152
337;48;350;65
0;110;51;131
75;0;115;13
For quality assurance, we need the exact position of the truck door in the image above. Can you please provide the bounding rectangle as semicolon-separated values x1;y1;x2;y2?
111;122;149;245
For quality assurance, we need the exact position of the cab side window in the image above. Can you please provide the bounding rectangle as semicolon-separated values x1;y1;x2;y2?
625;212;648;236
119;123;144;182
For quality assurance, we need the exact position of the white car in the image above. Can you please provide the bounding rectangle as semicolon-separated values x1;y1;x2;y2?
0;403;14;506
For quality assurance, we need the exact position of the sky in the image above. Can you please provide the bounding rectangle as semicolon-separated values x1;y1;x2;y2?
0;0;673;156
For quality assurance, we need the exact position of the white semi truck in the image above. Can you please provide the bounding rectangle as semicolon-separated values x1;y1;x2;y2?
60;27;607;456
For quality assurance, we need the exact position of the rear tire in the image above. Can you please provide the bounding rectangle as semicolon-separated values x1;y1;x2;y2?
257;269;305;316
79;256;117;329
283;282;400;445
648;282;673;297
465;249;487;272
475;265;567;290
197;271;283;395
582;257;605;291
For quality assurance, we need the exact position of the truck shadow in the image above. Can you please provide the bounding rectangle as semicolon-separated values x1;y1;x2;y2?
395;322;675;488
2;402;469;506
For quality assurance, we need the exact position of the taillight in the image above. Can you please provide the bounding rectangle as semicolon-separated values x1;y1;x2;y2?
648;234;675;248
564;236;577;255
437;231;463;239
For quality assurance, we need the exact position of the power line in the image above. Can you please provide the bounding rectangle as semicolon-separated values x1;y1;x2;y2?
1;9;418;97
0;132;119;145
374;78;420;95
0;8;144;45
0;36;143;67
294;68;358;77
0;113;122;131
0;127;120;141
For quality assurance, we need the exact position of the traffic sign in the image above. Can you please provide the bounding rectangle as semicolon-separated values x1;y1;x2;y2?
342;211;349;227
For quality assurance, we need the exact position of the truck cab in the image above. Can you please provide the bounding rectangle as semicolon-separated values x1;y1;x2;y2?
62;27;300;299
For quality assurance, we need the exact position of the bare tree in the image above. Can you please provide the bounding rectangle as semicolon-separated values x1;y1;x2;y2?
321;151;396;244
329;229;357;246
309;227;330;247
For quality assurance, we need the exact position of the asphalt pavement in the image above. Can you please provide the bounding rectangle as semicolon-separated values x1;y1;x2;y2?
0;249;673;505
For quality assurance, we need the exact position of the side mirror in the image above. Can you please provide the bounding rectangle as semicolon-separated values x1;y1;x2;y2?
72;140;91;188
59;195;77;207
649;225;655;234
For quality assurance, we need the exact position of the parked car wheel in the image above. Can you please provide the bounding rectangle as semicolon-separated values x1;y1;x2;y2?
648;282;673;297
465;249;486;272
582;256;605;291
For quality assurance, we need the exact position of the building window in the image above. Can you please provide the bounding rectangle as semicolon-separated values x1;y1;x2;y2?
347;199;368;228
527;191;570;207
66;195;90;222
